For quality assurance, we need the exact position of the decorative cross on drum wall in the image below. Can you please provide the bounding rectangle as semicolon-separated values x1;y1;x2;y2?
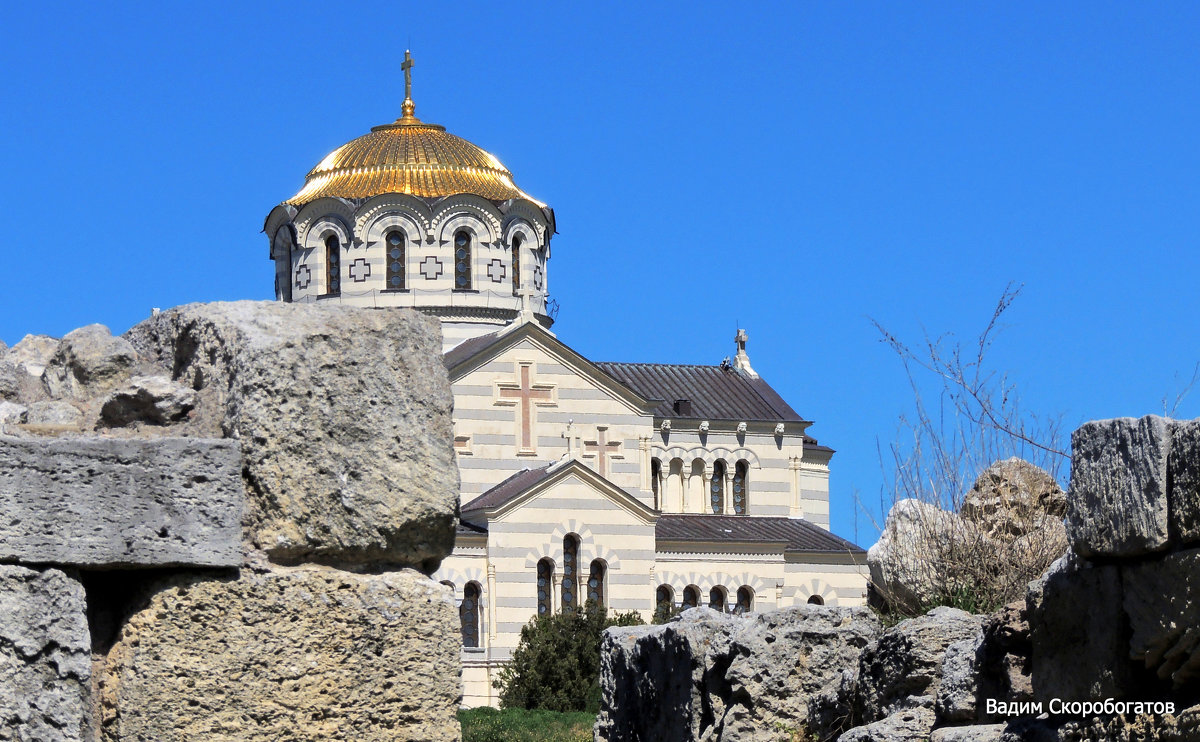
294;264;312;290
348;258;371;282
495;362;556;454
420;256;443;280
583;426;623;478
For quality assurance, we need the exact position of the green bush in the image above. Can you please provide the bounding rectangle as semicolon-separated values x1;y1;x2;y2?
495;600;643;713
458;707;595;742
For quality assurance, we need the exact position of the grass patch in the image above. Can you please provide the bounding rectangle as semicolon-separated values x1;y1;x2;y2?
459;707;595;742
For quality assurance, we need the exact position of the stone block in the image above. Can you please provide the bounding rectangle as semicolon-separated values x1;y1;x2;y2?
1067;415;1171;558
1027;553;1140;702
930;725;1007;742
0;565;91;742
43;324;139;400
99;565;461;742
855;606;985;723
1122;547;1200;688
1169;418;1200;547
0;435;242;568
838;706;935;742
6;334;58;376
126;301;457;568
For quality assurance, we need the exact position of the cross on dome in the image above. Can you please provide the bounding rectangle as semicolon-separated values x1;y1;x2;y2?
401;50;417;120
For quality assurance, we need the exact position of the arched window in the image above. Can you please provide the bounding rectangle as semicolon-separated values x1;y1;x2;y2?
711;460;727;514
511;234;522;296
735;586;753;615
454;230;472;291
385;230;405;290
562;534;579;612
708;586;727;613
682;585;700;609
587;559;606;607
460;582;481;647
733;461;749;515
325;234;341;296
537;559;554;616
656;584;674;612
807;594;825;606
651;458;662;508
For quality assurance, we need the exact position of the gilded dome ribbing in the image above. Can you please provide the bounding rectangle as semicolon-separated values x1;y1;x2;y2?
286;116;540;206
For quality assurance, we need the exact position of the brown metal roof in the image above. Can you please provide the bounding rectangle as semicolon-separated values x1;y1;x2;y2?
595;362;805;423
461;464;555;513
456;520;488;536
656;514;865;554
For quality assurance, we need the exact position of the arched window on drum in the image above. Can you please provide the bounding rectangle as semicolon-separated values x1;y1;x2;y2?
324;234;341;297
708;586;728;613
454;230;472;291
682;585;700;609
536;558;554;616
460;582;482;647
385;230;405;291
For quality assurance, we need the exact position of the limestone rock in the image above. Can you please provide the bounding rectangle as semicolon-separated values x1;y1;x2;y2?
595;607;742;742
936;635;983;723
975;600;1033;717
868;499;981;614
1067;415;1171;558
929;725;1007;742
100;565;461;742
43;324;139;400
1169;419;1200;546
715;606;882;741
1122;547;1200;688
1027;553;1141;702
0;565;91;742
837;706;935;742
0;435;242;568
6;333;58;376
126;301;457;567
855;606;985;724
0;359;18;400
0;399;25;424
24;399;84;427
961;458;1066;539
1042;703;1200;741
99;374;197;427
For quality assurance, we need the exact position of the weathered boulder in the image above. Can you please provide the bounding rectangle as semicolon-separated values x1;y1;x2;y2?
837;706;935;742
961;458;1066;539
0;399;25;424
595;607;742;742
1122;547;1200;688
1038;703;1200;741
43;324;139;400
0;359;18;400
713;606;882;741
0;565;91;742
936;635;983;723
1169;419;1200;546
868;499;981;614
6;333;58;376
99;374;196;427
855;606;985;724
99;565;461;742
1067;415;1171;558
1027;552;1141;702
0;435;243;568
24;399;84;427
126;301;457;567
975;601;1033;715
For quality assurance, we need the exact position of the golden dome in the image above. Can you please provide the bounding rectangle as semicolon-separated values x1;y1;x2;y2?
286;114;541;206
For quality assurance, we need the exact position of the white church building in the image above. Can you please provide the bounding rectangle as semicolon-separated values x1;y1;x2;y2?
264;55;868;707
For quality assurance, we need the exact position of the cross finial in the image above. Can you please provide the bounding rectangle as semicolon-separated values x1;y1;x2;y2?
401;50;416;119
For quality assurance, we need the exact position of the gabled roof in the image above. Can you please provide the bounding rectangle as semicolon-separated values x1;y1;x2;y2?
442;323;660;415
595;362;807;424
656;514;865;554
462;464;556;513
461;459;659;523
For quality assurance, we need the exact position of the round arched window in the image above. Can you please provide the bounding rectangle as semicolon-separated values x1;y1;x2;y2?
454;231;472;290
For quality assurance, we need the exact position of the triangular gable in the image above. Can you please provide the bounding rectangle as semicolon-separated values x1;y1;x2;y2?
465;459;659;525
445;322;661;416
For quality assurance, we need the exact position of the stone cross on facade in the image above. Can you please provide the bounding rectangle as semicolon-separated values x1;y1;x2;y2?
349;258;371;283
583;426;623;478
496;363;556;453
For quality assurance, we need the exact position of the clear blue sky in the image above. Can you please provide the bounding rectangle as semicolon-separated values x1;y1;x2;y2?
2;2;1197;544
